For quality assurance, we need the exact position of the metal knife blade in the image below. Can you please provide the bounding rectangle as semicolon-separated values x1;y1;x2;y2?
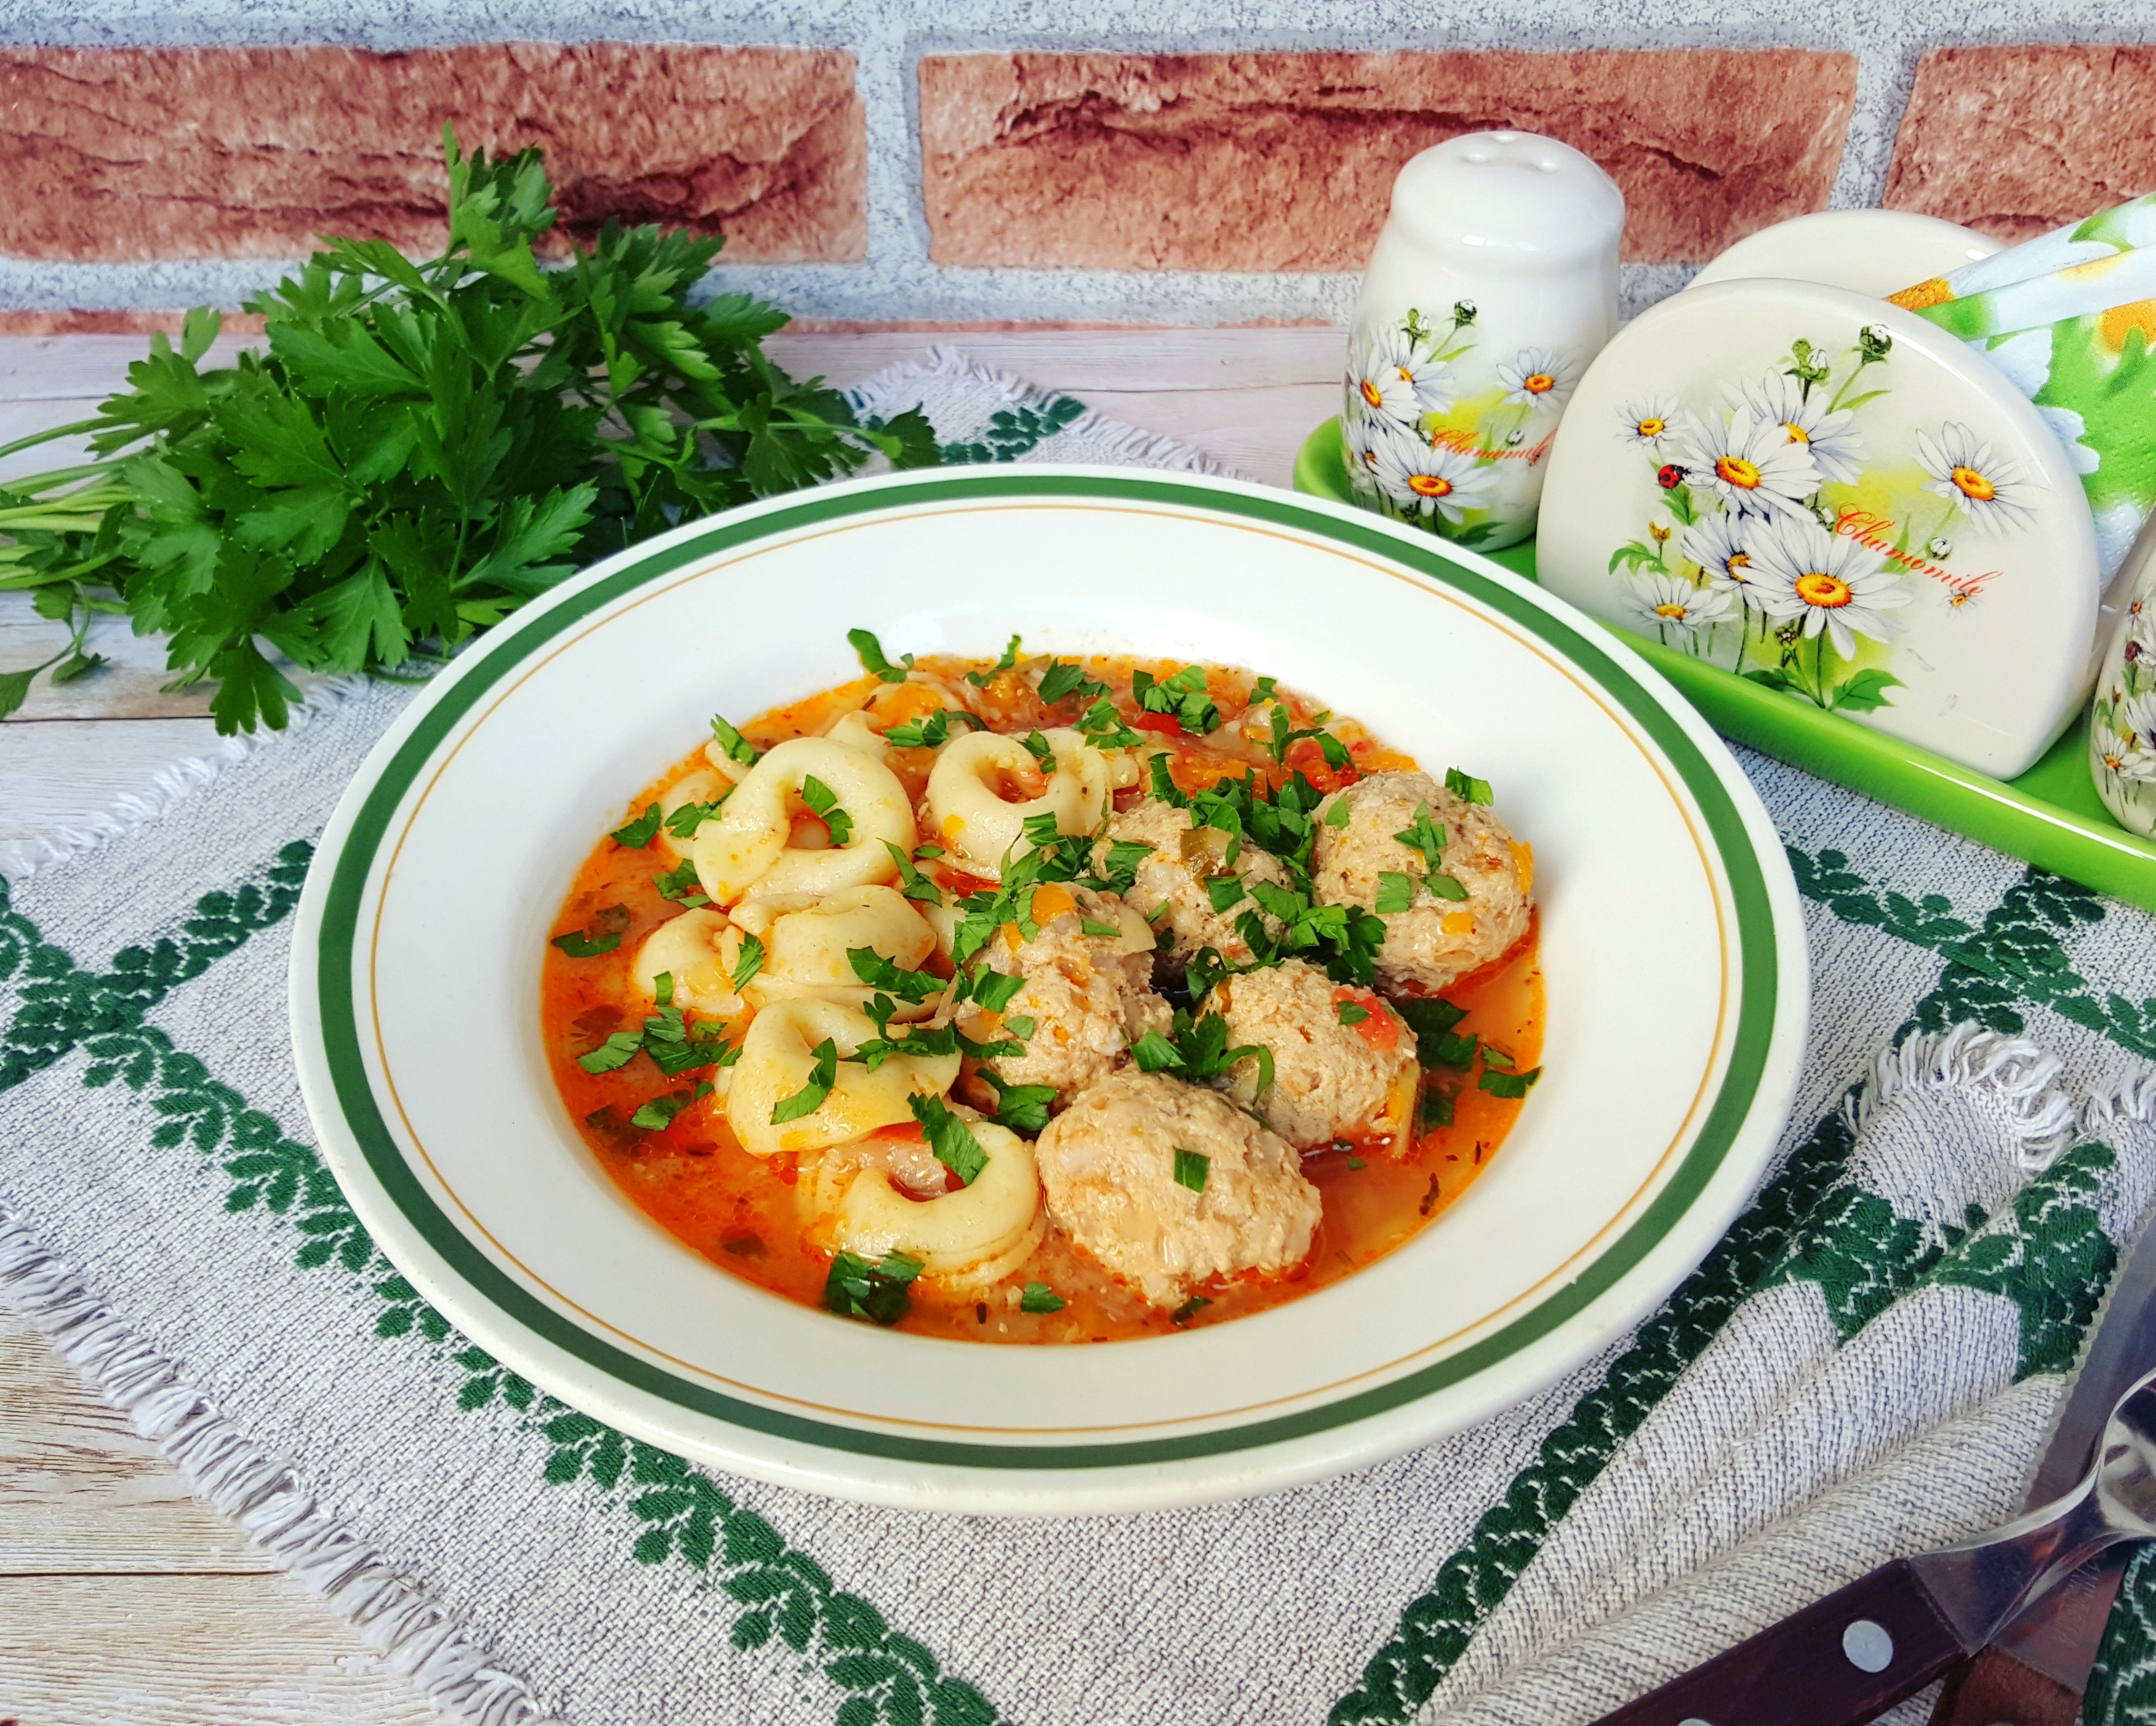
1927;1196;2156;1726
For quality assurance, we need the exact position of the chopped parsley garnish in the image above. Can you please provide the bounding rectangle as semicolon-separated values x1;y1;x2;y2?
1170;1294;1211;1326
1324;798;1353;829
1336;1000;1371;1026
1239;878;1388;986
908;1093;988;1187
1250;675;1279;706
1427;873;1469;902
798;775;852;846
1375;871;1416;915
824;1249;921;1326
1078;915;1122;938
1425;1028;1479;1069
915;843;944;859
1482;1044;1516;1070
611;802;663;848
884;839;943;906
1020;1281;1066;1314
550;905;630;958
630;1078;713;1132
1020;729;1056;771
978;1070;1056;1134
1138;1011;1275;1093
1130;1029;1182;1072
962;966;1026;1014
1133;664;1222;735
965;633;1023;687
653;857;710;907
1394;998;1468;1047
1094;839;1154;896
883;708;984;749
770;1037;838;1124
847;946;944;1003
576;1031;644;1074
729;932;766;993
709;713;759;768
848;627;914;683
1172;1147;1210;1193
1206;874;1249;914
1422;1088;1455;1128
1264;704;1349;768
1394;801;1447;872
1346;1155;1366;1170
1078;695;1141;750
1146;752;1186;806
662;796;728;839
1446;767;1495;805
1038;660;1106;705
1004;1014;1036;1039
1479;1065;1541;1100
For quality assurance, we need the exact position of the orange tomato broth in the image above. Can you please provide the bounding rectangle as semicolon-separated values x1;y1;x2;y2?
540;654;1544;1344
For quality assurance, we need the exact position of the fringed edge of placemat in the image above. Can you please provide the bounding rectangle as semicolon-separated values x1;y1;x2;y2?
1845;1022;2080;1170
0;1207;561;1726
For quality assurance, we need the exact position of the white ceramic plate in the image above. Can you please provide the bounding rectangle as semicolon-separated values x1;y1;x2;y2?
290;465;1808;1514
1686;209;2002;299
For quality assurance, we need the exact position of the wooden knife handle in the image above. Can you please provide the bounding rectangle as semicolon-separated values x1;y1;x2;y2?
1928;1647;2081;1726
1593;1559;1969;1726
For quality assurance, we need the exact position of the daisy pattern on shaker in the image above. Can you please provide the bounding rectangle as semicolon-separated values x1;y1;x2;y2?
1681;406;1823;520
1916;422;2036;535
2118;693;2156;782
1498;347;1577;412
1623;572;1733;637
1748;514;1910;659
1731;370;1867;485
1349;325;1454;426
1618;396;1686;451
1681;513;1788;613
1368;423;1498;525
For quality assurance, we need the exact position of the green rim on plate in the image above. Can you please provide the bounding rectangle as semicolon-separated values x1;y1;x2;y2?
315;468;1783;1468
1298;415;2156;914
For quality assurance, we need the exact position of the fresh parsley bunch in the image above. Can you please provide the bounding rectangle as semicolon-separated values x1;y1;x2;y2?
0;127;937;732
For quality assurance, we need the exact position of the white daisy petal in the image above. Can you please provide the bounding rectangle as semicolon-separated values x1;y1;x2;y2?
1496;346;1577;412
1745;513;1908;654
1367;423;1498;525
1681;407;1823;519
1617;395;1686;450
1622;571;1733;635
1346;325;1455;427
1916;419;2037;535
1731;370;1868;486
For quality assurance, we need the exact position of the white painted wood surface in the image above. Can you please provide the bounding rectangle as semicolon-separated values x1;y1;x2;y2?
0;327;1337;1721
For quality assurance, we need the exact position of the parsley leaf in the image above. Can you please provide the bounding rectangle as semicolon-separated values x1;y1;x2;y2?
1020;730;1056;771
1479;1065;1541;1099
1206;875;1249;914
1094;839;1154;896
1146;752;1187;807
653;858;710;907
729;932;765;993
884;839;943;906
1078;915;1122;938
1394;800;1447;872
1130;1029;1183;1072
883;708;982;749
1038;660;1105;705
576;1031;644;1073
1325;799;1353;829
798;775;852;846
1134;664;1222;735
1250;675;1279;705
550;911;627;958
1265;704;1349;768
962;966;1026;1014
966;634;1023;686
1336;1000;1371;1026
1394;998;1469;1047
1427;1029;1480;1069
825;1249;921;1326
847;946;944;1003
662;797;727;839
1020;1281;1066;1314
978;1070;1056;1134
1172;1147;1210;1193
770;1036;837;1123
1170;1294;1211;1326
1427;873;1470;903
1446;767;1495;805
1079;695;1141;750
1375;871;1416;915
1137;1010;1275;1093
1003;1014;1036;1039
1422;1088;1455;1128
848;627;913;683
630;1078;713;1132
611;802;663;848
908;1093;989;1186
709;714;760;768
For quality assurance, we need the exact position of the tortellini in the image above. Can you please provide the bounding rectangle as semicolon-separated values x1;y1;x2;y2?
632;907;744;1013
725;998;960;1159
692;738;917;907
924;727;1110;879
822;709;893;760
820;1121;1047;1292
656;768;727;860
736;885;944;1021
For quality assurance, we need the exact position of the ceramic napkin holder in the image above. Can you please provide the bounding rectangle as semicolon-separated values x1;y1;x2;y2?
1341;131;1623;551
1537;279;2101;782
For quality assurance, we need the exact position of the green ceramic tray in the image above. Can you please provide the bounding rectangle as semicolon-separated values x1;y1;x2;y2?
1296;416;2156;913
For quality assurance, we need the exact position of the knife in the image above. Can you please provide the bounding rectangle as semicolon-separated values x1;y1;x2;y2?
1926;1196;2156;1726
1589;1201;2156;1726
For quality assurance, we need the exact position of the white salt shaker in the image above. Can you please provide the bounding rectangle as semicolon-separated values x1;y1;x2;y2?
1343;131;1624;551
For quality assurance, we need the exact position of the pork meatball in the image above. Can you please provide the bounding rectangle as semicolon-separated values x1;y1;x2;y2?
1203;958;1421;1151
975;884;1173;1106
1033;1070;1321;1306
1096;799;1291;973
1311;771;1531;993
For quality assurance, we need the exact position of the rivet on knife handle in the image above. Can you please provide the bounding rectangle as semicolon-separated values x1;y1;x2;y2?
1590;1559;1971;1726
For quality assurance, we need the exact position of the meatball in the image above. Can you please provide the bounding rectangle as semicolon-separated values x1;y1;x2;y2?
1311;771;1531;993
1203;958;1421;1151
976;884;1173;1106
1033;1070;1321;1306
1097;799;1291;973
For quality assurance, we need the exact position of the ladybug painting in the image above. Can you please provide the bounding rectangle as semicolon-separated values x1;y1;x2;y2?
1656;463;1685;490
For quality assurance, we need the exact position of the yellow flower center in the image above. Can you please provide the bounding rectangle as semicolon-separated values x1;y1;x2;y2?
1795;572;1853;608
1395;365;1416;382
1637;416;1665;437
1715;455;1762;490
1408;474;1453;498
1653;601;1690;620
1952;465;1996;502
1949;590;1972;607
2106;753;2127;772
1727;552;1752;574
1524;373;1555;395
1783;421;1810;444
1360;378;1385;410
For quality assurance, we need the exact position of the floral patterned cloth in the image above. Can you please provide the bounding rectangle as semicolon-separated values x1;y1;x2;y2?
3;355;2156;1726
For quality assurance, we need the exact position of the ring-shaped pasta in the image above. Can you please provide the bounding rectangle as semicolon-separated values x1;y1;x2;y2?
655;768;727;860
632;907;743;1013
744;885;944;1022
692;738;916;907
725;998;960;1158
924;727;1109;879
826;1121;1047;1290
822;709;893;760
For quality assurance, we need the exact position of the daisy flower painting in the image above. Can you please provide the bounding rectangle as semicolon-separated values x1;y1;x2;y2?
1617;396;1687;451
1623;572;1732;642
1916;422;2037;535
1368;425;1498;525
1731;370;1867;485
1748;515;1911;660
1348;325;1454;427
1498;347;1577;412
1680;406;1823;520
